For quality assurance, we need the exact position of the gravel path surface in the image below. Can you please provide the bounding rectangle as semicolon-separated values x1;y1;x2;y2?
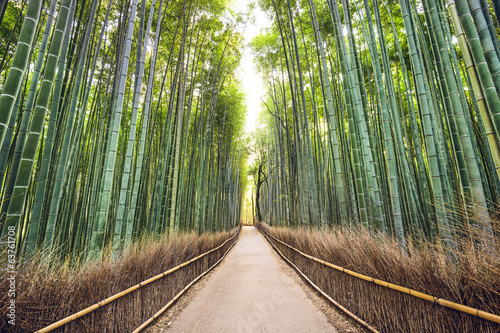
147;226;365;333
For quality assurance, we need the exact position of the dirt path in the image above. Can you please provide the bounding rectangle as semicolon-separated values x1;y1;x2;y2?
148;226;362;333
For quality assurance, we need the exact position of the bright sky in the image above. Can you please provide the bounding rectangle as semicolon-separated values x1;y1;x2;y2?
232;0;272;133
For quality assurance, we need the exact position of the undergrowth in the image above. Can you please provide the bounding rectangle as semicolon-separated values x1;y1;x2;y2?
0;228;238;332
259;222;500;332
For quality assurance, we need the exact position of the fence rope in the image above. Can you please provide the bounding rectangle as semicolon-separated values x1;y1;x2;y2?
258;225;500;325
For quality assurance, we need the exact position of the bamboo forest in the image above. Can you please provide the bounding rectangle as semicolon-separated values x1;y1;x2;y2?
0;0;500;331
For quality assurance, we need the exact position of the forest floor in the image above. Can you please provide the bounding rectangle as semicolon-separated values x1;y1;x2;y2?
146;226;364;333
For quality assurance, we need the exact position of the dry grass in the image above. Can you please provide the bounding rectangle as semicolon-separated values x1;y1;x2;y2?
0;228;238;332
259;222;500;332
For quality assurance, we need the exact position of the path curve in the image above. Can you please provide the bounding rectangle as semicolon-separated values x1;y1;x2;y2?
165;226;337;333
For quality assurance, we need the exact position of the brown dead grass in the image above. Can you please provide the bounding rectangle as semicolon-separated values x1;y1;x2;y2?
0;228;238;332
259;222;500;332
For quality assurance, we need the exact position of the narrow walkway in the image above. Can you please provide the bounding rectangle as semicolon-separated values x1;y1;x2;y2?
166;226;337;332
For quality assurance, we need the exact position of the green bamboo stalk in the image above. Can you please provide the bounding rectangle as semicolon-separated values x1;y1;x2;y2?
113;0;157;250
1;0;72;241
90;0;138;257
43;0;98;252
454;0;500;147
0;0;42;149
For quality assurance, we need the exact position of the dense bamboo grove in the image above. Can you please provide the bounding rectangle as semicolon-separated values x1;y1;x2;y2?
2;0;500;264
0;0;247;262
251;0;500;249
